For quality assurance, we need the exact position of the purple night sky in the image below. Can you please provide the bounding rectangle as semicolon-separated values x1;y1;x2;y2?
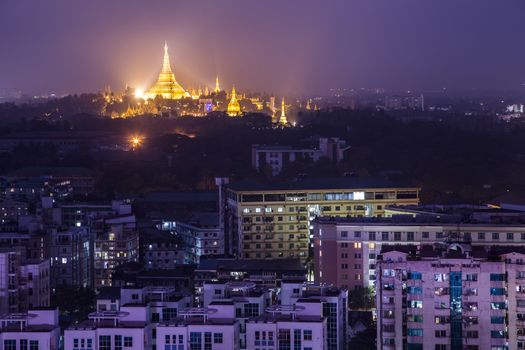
1;0;524;96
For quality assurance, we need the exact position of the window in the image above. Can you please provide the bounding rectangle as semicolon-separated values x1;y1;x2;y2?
491;316;505;324
213;333;223;344
341;231;348;238
490;273;505;281
465;331;479;338
408;272;422;280
99;336;111;350
478;232;485;240
435;330;447;338
409;300;423;308
190;332;201;350
434;273;448;282
407;286;422;294
303;330;312;341
4;340;16;350
435;316;449;324
369;232;376;240
422;232;429;239
124;337;133;347
407;232;414;241
490;302;506;310
407;329;423;337
466;273;478;281
354;231;361;238
21;339;28;350
507;232;514;240
435;345;447;350
394;232;401;241
407;315;423;322
492;232;499;240
491;330;505;338
115;336;122;350
382;232;389;240
490;288;506;296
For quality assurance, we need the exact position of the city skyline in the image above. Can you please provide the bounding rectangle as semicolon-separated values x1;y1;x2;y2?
1;0;525;95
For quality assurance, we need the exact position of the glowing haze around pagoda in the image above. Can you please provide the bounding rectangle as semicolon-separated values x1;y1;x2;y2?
144;42;189;100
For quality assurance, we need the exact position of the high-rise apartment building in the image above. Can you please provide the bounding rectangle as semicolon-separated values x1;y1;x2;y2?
224;177;420;261
314;216;525;289
376;244;525;350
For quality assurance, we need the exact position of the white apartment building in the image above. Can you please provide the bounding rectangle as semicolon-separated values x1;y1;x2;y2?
246;303;326;350
156;305;239;350
202;281;273;348
0;308;60;350
376;243;525;350
65;308;152;350
279;282;348;350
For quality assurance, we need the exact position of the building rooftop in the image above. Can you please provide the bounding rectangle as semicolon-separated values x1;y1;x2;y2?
197;258;305;274
226;176;417;192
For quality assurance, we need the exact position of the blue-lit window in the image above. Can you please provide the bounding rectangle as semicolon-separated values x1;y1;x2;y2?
407;329;423;337
407;344;423;350
409;300;423;308
490;288;506;296
490;273;505;281
408;272;422;280
491;316;505;324
407;286;422;294
490;302;506;310
491;330;505;338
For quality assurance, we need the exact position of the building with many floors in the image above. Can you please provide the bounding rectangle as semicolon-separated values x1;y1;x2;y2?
49;227;91;288
376;243;525;350
0;249;50;314
224;177;420;262
314;214;525;290
93;215;139;288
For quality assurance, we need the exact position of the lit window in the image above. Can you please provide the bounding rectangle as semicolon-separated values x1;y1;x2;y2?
62;258;67;264
354;242;362;248
353;191;365;200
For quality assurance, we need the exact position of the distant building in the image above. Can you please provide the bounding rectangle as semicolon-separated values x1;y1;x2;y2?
140;228;187;268
159;212;223;263
252;137;350;176
224;177;420;262
384;94;424;111
376;244;525;350
0;199;29;224
49;227;91;288
93;215;139;288
0;249;50;314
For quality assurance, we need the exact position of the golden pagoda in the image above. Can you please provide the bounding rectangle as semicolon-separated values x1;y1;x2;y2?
279;97;288;125
227;86;241;116
215;76;221;93
144;42;188;100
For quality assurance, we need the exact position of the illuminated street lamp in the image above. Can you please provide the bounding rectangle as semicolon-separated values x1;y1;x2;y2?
130;135;143;150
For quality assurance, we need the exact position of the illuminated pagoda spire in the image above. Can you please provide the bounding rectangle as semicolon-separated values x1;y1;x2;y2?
227;86;241;116
279;97;288;125
204;85;210;96
215;76;221;93
144;41;188;100
306;99;311;110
